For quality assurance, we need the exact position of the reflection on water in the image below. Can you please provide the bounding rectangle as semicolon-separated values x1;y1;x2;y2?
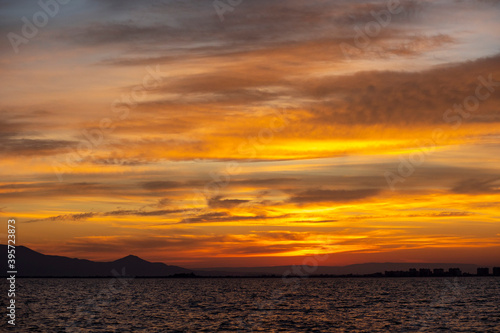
1;277;499;332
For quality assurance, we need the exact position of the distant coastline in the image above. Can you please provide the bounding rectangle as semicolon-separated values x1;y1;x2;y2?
2;244;499;278
8;271;500;278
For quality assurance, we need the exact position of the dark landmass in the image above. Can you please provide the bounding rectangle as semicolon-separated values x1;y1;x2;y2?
1;245;499;278
195;263;483;276
0;245;191;277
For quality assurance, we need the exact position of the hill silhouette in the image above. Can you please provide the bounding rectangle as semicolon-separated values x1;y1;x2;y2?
0;245;192;277
0;245;485;277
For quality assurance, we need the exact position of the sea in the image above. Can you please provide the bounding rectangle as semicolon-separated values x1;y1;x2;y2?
2;277;499;332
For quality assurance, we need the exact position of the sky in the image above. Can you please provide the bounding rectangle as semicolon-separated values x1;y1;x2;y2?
1;0;499;268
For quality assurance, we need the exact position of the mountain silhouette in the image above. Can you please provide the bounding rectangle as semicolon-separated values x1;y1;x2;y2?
1;245;484;277
0;245;192;277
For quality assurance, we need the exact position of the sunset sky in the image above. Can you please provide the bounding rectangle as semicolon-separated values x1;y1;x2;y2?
1;0;500;268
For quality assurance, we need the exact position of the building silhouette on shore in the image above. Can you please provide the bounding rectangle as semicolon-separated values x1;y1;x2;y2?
383;266;500;277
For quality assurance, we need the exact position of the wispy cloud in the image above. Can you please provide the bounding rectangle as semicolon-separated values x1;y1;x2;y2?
2;0;500;266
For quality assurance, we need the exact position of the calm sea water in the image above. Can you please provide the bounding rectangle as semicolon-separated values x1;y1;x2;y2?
1;277;499;332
